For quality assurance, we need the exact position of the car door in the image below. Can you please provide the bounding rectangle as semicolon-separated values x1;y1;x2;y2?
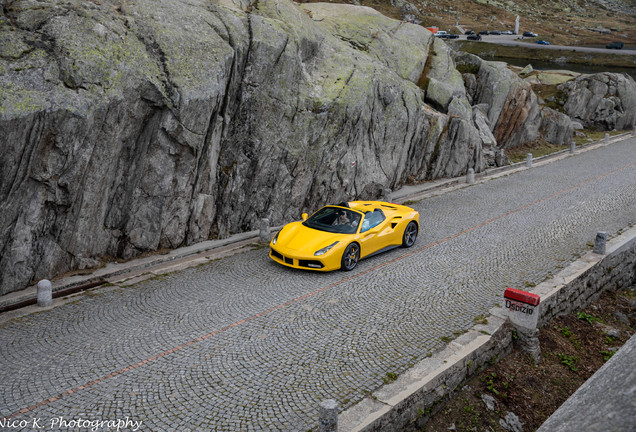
358;210;388;258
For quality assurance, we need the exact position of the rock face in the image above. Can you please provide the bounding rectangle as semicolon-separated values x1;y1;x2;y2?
455;52;573;149
0;0;625;295
559;72;636;131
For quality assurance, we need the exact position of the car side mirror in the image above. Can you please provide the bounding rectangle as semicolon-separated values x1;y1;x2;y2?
302;213;308;221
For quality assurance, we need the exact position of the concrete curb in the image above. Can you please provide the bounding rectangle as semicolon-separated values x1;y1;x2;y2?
337;225;636;431
0;231;264;313
0;132;631;315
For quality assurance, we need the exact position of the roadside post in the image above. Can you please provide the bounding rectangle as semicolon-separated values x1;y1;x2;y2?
259;218;270;243
37;279;52;307
318;399;338;432
593;231;607;255
504;287;541;363
466;168;475;184
526;153;533;167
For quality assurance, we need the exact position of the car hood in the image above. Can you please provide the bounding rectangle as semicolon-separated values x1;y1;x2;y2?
276;222;345;253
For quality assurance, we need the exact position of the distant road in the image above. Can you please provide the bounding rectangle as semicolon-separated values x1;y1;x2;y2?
453;32;636;55
450;25;636;55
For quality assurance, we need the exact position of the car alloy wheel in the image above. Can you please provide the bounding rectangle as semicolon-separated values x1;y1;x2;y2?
402;221;418;248
341;243;360;271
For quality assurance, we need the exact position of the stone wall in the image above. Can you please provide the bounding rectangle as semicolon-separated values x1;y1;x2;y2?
535;229;636;327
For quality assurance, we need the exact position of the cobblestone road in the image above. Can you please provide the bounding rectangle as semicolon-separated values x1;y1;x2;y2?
1;138;635;431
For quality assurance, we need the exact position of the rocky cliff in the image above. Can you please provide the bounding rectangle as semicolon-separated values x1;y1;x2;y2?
0;0;631;295
559;72;636;131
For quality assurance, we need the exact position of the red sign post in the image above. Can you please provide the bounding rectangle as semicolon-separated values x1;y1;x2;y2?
504;287;540;330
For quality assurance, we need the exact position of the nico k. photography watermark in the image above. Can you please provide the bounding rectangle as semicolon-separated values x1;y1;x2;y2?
0;416;142;431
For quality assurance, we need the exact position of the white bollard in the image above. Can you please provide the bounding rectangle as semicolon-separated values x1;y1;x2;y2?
259;218;270;243
526;153;533;167
466;168;475;184
319;399;338;432
37;279;52;307
570;141;576;154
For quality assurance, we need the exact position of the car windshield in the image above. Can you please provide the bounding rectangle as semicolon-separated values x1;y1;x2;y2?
303;207;361;234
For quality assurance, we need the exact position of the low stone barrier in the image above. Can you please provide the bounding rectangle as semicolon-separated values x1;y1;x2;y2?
535;228;636;328
338;225;636;431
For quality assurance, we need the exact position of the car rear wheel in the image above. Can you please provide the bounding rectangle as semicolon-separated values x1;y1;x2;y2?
402;221;418;248
341;243;360;271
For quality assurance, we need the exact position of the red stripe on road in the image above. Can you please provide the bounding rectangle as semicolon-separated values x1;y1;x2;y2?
4;159;635;420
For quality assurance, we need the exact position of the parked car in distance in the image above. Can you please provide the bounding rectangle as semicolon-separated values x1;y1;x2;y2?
523;31;538;37
490;30;502;35
606;41;624;49
502;30;514;35
465;30;475;35
478;31;489;35
434;30;459;39
536;40;550;45
467;34;482;41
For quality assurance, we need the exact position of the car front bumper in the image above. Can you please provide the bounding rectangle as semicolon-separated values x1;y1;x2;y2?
269;247;341;271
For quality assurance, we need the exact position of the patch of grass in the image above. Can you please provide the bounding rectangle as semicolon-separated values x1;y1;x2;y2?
560;326;572;338
459;400;482;429
557;353;579;372
577;312;602;325
474;314;488;325
558;325;581;348
505;142;569;163
600;350;615;361
483;372;499;395
383;372;399;384
573;129;623;146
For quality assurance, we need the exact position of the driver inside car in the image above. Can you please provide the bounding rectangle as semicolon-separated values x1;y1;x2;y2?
332;211;350;226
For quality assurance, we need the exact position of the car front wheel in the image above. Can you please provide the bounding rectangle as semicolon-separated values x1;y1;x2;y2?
402;221;418;248
341;243;360;271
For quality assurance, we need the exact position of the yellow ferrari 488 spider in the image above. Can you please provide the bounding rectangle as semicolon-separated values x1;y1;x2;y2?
269;201;419;271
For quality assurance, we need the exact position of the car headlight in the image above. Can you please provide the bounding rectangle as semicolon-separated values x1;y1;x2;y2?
314;241;338;256
272;232;279;245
